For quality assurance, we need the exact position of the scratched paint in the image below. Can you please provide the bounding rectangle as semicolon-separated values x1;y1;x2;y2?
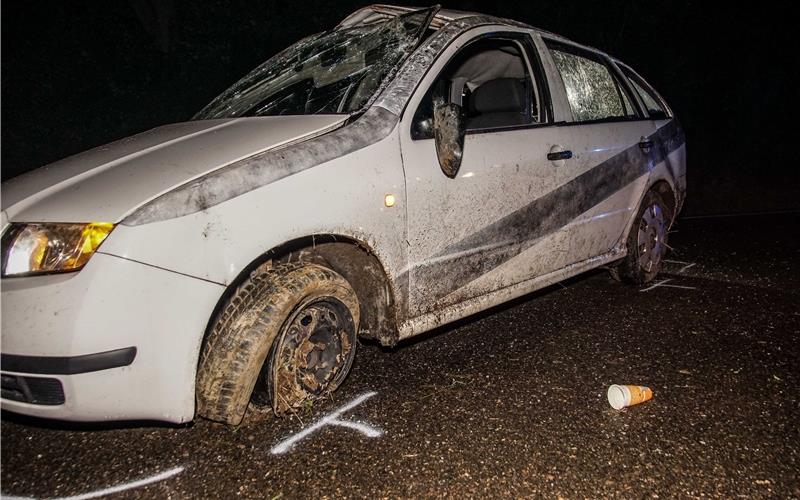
270;391;382;455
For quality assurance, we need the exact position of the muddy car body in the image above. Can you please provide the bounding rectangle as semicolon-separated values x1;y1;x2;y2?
1;5;686;423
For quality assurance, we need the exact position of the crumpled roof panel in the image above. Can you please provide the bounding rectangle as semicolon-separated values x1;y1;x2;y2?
337;4;532;30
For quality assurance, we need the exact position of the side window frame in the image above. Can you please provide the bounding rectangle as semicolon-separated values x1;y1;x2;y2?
410;31;554;141
616;62;673;120
543;38;643;125
605;57;643;118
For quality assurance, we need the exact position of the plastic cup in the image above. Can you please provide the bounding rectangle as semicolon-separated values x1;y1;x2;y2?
607;384;653;410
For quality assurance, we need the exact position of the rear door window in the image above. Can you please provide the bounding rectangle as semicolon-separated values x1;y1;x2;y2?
546;42;635;122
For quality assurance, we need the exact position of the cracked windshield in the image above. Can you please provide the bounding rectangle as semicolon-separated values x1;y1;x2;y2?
195;8;436;119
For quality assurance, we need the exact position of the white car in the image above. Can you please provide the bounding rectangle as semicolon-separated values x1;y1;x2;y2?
0;5;685;424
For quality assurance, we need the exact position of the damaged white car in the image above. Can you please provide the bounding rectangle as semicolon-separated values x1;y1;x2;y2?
1;5;685;424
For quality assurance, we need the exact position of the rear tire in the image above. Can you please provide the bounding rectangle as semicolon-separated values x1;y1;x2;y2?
611;190;671;285
196;262;359;425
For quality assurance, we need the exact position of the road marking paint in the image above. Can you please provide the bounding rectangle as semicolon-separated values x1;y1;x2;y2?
1;466;184;500
270;392;381;455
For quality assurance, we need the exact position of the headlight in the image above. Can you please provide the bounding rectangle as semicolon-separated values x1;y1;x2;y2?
1;222;115;277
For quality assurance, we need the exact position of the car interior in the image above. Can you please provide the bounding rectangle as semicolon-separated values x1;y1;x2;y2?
412;37;540;139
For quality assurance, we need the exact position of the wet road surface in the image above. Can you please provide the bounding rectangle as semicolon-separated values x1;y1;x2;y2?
2;214;799;498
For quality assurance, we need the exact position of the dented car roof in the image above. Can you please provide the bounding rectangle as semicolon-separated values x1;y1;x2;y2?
336;4;573;40
338;4;488;29
338;4;595;57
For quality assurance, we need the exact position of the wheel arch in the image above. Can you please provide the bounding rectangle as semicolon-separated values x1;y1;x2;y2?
615;178;679;259
201;233;401;355
648;179;677;226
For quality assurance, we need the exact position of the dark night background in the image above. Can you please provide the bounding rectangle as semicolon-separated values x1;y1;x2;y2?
2;2;797;215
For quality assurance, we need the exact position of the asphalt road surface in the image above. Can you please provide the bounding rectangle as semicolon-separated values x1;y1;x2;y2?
2;213;799;498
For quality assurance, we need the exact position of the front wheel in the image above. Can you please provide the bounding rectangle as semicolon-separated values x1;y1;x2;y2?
257;291;357;413
611;190;671;285
196;262;359;425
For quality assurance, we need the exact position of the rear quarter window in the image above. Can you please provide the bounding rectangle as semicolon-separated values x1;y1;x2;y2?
620;65;671;120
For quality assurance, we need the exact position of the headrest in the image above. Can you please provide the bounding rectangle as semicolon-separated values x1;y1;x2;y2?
470;78;526;114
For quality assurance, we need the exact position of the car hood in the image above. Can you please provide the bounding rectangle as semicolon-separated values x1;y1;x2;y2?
1;114;347;223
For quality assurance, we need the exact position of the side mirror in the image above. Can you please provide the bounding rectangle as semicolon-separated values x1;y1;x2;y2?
433;103;466;178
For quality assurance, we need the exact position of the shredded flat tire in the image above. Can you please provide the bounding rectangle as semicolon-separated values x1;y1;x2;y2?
196;263;359;425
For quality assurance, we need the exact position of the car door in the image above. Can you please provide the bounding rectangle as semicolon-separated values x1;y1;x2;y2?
399;29;595;317
616;61;683;191
536;38;659;265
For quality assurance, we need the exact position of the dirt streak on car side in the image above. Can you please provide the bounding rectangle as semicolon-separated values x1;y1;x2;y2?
124;106;399;225
398;119;685;314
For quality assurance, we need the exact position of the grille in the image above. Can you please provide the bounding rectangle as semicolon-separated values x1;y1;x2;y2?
1;373;65;405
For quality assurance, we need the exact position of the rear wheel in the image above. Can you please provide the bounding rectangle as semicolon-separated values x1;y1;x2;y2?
197;262;359;425
611;190;671;285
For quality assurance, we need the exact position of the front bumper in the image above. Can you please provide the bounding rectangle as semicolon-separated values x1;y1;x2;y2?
1;252;224;423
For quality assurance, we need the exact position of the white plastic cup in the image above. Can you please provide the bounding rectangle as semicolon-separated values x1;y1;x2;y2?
607;384;653;410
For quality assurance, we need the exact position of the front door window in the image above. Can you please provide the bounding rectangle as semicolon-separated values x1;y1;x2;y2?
412;36;545;139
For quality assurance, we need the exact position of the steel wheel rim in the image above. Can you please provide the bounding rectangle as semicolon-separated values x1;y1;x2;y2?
270;297;355;410
637;203;667;273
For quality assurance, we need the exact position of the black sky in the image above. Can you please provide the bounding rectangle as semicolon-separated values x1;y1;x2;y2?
2;1;797;214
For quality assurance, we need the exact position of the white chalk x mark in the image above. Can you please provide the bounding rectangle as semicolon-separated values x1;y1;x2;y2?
271;391;382;455
1;466;184;500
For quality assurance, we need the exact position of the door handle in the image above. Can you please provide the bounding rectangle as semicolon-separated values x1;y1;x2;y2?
639;139;654;151
547;150;572;161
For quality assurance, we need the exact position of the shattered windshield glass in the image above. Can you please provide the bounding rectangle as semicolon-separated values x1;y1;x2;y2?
195;8;437;119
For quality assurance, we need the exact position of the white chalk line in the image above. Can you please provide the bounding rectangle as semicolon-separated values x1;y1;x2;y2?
640;278;698;292
663;259;697;274
663;259;690;264
661;283;697;290
329;418;383;437
1;466;184;500
270;391;381;455
640;278;671;292
663;259;692;264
